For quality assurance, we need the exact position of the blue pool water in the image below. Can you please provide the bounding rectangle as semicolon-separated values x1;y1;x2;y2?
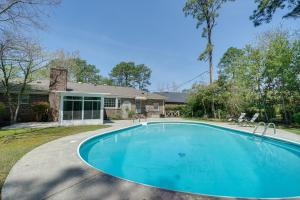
79;122;300;198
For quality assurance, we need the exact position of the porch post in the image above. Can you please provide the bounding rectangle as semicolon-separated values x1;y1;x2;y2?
59;93;64;125
101;96;104;124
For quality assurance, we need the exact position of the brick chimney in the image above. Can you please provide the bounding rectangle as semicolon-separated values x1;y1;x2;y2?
49;68;68;122
49;68;68;91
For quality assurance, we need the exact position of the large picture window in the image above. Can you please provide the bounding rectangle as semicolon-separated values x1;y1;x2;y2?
63;96;101;121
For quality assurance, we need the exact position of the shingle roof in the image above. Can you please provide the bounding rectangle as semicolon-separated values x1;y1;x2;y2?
155;92;188;103
26;80;166;100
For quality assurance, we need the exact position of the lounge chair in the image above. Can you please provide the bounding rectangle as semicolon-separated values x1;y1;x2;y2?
228;113;246;124
242;113;259;127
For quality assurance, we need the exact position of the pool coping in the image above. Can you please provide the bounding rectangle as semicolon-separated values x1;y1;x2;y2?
77;121;300;200
2;119;300;200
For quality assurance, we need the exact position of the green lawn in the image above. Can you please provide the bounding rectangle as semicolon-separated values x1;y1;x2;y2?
0;125;110;196
280;127;300;135
185;117;300;135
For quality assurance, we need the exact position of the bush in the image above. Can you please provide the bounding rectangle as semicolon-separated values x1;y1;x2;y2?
0;101;5;116
128;110;135;119
0;101;9;127
165;104;186;112
110;114;122;120
293;112;300;124
32;102;50;122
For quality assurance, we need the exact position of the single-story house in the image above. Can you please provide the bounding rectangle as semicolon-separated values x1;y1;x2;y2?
155;92;188;105
0;68;166;125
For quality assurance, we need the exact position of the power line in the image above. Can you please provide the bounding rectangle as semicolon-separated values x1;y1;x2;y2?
175;70;209;90
150;70;209;92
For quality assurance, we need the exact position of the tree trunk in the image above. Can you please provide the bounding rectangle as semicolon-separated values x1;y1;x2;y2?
202;99;207;115
207;27;215;118
8;95;14;123
212;98;216;118
208;33;213;84
281;93;289;124
12;94;21;123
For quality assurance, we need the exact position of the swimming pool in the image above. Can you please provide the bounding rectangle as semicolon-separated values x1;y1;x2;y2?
78;122;300;199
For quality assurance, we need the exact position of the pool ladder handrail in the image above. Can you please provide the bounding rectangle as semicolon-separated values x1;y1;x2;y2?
253;122;266;135
264;123;276;135
253;122;276;135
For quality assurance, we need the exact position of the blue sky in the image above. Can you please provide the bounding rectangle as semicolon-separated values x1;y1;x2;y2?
38;0;299;91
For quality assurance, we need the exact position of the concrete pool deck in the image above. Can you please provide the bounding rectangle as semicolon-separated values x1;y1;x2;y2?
2;119;300;200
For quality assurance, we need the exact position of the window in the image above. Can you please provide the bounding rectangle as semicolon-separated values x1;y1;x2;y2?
136;100;142;113
63;96;82;120
20;95;29;104
84;97;101;119
62;96;101;120
153;103;159;111
104;98;116;108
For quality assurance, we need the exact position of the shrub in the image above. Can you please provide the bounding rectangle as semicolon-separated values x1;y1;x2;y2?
32;102;50;122
0;101;5;116
165;104;186;112
0;101;9;126
128;110;135;119
110;114;122;120
293;112;300;124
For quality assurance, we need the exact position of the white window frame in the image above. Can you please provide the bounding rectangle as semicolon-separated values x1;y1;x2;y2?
59;92;105;125
104;98;116;108
104;97;121;109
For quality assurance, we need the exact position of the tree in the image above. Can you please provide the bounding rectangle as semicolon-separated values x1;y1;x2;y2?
37;50;104;84
0;33;48;123
110;61;152;90
99;77;113;85
37;50;78;81
133;64;151;91
71;58;101;83
218;47;244;81
110;62;135;87
0;0;60;124
46;57;102;83
183;0;233;118
261;30;298;123
186;28;300;124
0;0;60;32
250;0;300;26
183;0;233;84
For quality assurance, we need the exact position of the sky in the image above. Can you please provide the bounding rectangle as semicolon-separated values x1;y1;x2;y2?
37;0;299;91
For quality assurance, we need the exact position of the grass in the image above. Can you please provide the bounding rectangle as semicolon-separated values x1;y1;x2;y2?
0;125;110;196
185;117;300;135
279;127;300;135
184;117;226;122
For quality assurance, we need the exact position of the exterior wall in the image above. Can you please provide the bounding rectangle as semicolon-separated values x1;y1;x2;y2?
104;98;135;120
104;108;122;120
0;93;49;122
145;99;164;118
104;98;164;120
49;68;68;121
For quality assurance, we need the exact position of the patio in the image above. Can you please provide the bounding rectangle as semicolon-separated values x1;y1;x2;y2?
2;119;300;200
